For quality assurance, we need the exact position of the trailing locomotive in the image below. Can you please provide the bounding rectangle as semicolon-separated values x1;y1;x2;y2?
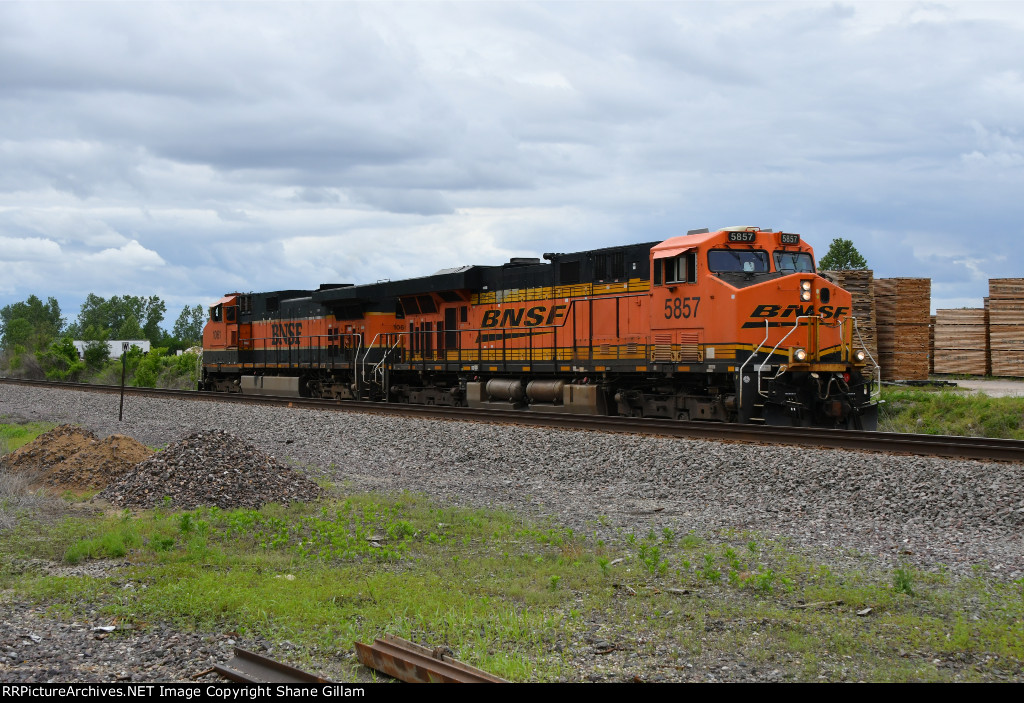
201;226;879;429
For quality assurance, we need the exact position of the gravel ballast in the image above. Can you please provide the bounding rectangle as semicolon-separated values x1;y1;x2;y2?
2;383;1024;682
2;384;1022;577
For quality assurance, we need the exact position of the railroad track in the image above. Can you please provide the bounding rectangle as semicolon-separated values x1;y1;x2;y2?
3;377;1023;463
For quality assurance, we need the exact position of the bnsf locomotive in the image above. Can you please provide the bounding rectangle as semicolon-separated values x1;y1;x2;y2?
201;226;879;429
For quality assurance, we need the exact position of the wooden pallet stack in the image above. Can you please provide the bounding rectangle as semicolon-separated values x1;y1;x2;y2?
819;269;878;363
874;278;931;380
988;279;1024;377
984;297;992;375
929;315;936;375
932;309;988;375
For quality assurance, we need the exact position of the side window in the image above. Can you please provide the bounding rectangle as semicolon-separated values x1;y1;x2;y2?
665;252;697;283
211;305;222;322
226;306;236;322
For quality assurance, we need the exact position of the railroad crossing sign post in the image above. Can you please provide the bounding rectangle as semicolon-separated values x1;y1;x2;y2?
119;342;129;421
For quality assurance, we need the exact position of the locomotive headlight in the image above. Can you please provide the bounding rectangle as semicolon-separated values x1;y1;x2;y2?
855;350;867;362
801;280;812;291
800;280;812;301
793;348;807;362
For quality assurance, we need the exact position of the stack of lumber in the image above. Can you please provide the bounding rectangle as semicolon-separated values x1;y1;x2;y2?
929;315;936;375
988;279;1024;377
984;297;992;376
819;269;878;363
933;308;988;375
875;278;931;380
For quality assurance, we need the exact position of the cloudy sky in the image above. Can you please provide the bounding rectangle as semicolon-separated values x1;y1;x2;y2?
2;1;1023;327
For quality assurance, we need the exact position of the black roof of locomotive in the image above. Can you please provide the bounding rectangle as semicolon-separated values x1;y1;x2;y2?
311;240;660;305
311;266;489;304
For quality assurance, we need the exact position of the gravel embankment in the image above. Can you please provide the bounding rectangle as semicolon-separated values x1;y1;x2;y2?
2;384;1022;577
2;383;1024;682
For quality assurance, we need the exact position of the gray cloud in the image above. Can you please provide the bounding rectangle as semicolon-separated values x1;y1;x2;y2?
1;1;1022;318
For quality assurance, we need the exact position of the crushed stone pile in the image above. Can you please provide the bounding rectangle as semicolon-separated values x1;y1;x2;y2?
1;425;154;491
98;429;325;510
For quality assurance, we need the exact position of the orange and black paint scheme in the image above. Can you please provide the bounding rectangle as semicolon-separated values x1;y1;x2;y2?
201;227;878;429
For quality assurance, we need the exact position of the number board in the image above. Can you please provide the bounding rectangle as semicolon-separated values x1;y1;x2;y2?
727;231;757;243
778;233;800;245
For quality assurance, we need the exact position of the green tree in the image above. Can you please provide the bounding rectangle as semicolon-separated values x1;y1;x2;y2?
74;294;167;345
35;335;85;381
0;295;64;350
172;304;206;347
818;238;868;270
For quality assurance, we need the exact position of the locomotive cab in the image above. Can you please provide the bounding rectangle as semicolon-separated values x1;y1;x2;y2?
202;295;240;350
646;227;877;429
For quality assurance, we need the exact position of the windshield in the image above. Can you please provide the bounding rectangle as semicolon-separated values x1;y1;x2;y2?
707;249;769;273
773;251;815;273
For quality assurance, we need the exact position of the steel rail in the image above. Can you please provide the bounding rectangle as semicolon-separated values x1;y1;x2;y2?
214;647;331;683
3;376;1024;463
355;634;507;683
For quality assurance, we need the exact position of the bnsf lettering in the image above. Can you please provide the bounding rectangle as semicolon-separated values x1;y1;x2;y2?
481;304;567;328
501;308;525;327
751;304;781;318
781;304;814;318
749;305;849;320
271;322;302;345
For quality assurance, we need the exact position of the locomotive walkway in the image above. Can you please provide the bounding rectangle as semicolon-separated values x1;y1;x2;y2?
2;377;1022;463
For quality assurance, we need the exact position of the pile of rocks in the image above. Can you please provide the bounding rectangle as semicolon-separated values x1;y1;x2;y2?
98;429;324;510
1;425;153;491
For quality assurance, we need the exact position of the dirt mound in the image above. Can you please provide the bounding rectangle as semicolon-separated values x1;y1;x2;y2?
1;425;154;491
98;429;324;510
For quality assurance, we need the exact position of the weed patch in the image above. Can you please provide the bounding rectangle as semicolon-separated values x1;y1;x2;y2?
1;498;1023;681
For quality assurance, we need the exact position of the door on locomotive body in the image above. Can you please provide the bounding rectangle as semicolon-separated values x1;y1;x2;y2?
649;246;703;363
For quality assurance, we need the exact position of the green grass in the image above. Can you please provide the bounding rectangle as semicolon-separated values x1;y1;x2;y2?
879;387;1024;438
0;421;57;455
1;493;1023;682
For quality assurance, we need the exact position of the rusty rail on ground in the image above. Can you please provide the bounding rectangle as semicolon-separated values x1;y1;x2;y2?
355;635;506;683
214;647;330;683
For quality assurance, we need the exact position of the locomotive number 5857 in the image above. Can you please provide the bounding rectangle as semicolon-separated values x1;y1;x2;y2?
664;296;701;319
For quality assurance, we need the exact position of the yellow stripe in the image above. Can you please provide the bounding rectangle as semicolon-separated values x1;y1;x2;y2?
471;279;650;305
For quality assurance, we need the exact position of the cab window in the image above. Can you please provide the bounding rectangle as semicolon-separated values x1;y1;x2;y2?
773;251;815;273
210;305;222;322
707;249;769;273
667;252;696;283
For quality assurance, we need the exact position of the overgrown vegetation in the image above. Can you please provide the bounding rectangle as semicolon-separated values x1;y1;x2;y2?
1;421;57;455
1;485;1021;682
0;293;204;388
879;386;1024;438
1;421;58;531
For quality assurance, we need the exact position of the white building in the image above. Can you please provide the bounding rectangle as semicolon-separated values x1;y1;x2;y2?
71;339;151;360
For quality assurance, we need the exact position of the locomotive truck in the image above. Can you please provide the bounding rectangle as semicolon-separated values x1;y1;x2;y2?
201;226;879;429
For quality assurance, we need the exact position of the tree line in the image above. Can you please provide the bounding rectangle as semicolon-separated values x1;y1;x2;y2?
0;294;207;388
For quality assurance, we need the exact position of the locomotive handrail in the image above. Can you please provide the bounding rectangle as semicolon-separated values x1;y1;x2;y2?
755;314;822;399
371;335;404;386
737;318;773;414
359;332;383;384
850;316;882;402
